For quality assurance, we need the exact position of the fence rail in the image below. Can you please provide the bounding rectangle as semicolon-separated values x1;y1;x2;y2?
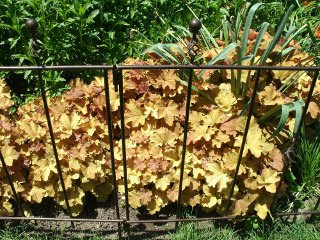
1;65;320;71
0;18;319;239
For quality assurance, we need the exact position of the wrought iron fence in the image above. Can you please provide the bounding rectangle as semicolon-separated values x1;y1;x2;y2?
0;18;319;239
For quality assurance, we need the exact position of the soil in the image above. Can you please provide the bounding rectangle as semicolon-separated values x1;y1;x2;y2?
19;192;213;239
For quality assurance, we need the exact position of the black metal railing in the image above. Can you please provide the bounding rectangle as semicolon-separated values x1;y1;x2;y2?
0;18;319;239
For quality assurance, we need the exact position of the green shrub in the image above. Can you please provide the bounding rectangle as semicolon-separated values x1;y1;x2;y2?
293;123;320;191
0;0;227;102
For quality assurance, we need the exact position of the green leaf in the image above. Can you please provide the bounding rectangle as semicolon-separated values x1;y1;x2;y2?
177;78;213;103
166;43;188;63
281;24;307;49
281;47;296;57
237;3;264;96
268;104;290;139
243;22;269;97
143;43;180;64
259;105;282;123
160;44;182;64
222;20;229;45
198;42;238;78
307;23;318;47
226;21;236;43
87;9;99;23
281;24;296;47
240;3;264;58
293;100;304;135
259;5;295;65
260;100;305;139
116;20;130;26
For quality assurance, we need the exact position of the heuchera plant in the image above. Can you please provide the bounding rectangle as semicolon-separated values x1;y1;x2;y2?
0;3;319;220
0;35;319;218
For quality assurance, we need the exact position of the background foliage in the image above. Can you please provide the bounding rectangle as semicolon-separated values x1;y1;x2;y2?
0;0;227;103
0;0;319;106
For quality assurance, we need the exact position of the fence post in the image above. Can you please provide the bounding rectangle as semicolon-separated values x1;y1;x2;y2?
26;19;74;227
225;69;262;215
0;150;25;216
176;19;201;228
103;66;122;239
293;70;319;143
115;65;130;238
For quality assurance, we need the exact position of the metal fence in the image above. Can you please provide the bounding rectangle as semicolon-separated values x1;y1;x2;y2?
0;18;320;239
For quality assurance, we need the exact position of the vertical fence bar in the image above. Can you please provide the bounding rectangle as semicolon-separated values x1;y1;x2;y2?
299;70;319;219
293;70;319;144
271;69;319;213
0;150;24;216
116;67;130;238
225;69;262;214
103;67;122;239
26;19;74;226
176;19;201;228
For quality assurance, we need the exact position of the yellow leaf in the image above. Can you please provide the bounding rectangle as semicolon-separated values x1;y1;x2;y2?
33;154;57;181
257;168;280;193
128;173;140;186
155;175;171;191
161;70;178;91
145;101;159;119
206;162;231;192
85;162;98;179
129;190;142;209
215;83;237;112
0;200;14;216
18;120;46;141
29;186;46;203
308;102;320;119
189;195;201;207
208;174;230;192
125;99;147;127
140;189;153;205
254;203;270;219
207;196;218;208
235;120;273;158
191;125;216;142
189;111;203;127
193;167;206;179
258;84;285;106
212;131;230;148
223;149;246;175
234;193;258;216
69;158;81;172
58;112;82;137
204;108;223;126
150;127;177;147
109;86;120;111
1;145;19;167
157;100;179;126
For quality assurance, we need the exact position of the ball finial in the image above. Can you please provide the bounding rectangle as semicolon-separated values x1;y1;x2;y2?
26;19;38;35
189;18;201;34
